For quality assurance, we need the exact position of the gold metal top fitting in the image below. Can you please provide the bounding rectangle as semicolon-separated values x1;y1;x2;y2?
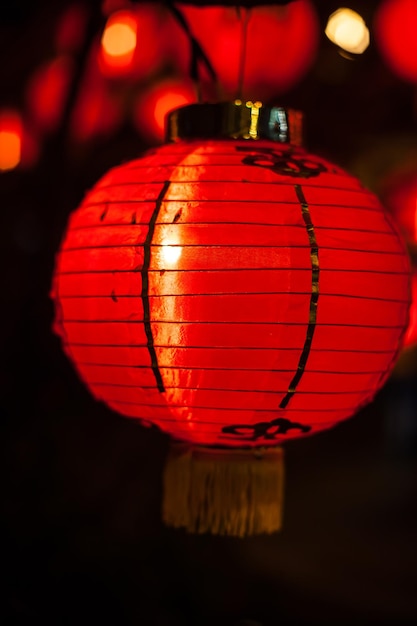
166;101;304;146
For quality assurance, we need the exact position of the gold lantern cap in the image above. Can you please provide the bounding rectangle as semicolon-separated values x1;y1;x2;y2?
166;100;304;145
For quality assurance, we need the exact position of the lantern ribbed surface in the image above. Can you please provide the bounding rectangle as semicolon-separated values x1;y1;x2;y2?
52;139;410;448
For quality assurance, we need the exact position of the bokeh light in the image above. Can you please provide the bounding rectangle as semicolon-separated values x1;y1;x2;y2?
100;10;138;70
0;110;22;172
325;8;370;55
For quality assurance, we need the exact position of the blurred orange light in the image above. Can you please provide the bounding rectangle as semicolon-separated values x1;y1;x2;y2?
101;10;137;68
325;8;370;54
0;111;22;172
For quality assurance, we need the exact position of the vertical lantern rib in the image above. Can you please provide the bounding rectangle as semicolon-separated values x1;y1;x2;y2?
279;184;319;409
141;180;170;393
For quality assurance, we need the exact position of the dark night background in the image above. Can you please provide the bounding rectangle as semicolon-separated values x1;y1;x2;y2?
1;1;417;624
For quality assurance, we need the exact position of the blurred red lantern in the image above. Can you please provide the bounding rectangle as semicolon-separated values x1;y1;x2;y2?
52;103;410;534
374;0;417;83
133;78;197;143
26;56;73;134
55;3;88;53
167;1;319;99
70;42;122;143
383;170;417;245
403;272;417;348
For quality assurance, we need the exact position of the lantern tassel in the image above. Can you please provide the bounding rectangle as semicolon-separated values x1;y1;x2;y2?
163;445;284;537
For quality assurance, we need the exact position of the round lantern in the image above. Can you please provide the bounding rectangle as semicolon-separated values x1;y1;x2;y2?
52;102;410;535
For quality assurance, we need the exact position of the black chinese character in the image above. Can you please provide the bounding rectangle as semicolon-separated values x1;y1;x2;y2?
236;146;327;178
221;417;311;441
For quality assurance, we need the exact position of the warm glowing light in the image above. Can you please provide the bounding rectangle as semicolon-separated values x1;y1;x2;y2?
0;111;22;171
99;11;137;73
325;8;370;54
161;244;182;265
0;131;21;171
100;11;137;68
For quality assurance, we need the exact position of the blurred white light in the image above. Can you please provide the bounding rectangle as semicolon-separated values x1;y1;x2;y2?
325;8;370;54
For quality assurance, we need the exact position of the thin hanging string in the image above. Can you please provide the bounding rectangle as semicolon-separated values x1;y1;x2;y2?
236;6;251;101
167;2;217;102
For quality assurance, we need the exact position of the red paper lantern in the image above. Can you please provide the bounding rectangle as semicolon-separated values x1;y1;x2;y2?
53;104;409;443
52;103;410;534
374;0;417;83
